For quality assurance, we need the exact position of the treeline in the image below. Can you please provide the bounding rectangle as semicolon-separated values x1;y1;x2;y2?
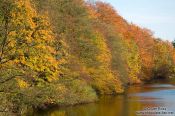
0;0;175;115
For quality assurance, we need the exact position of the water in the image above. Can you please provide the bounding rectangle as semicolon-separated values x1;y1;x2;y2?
35;79;175;116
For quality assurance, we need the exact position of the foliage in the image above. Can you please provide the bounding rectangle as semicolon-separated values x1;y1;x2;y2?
123;40;141;84
0;0;175;115
153;40;174;79
0;0;60;114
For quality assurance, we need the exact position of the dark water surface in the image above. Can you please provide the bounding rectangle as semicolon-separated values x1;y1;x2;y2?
35;79;175;116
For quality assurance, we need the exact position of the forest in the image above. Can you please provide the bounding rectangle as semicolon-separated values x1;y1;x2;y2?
0;0;175;115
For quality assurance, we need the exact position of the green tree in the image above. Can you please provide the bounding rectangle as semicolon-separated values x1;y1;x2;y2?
172;39;175;48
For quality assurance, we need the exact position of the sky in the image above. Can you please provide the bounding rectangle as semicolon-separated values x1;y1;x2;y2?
101;0;175;41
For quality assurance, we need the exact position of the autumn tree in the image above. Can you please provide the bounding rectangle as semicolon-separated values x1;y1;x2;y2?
0;0;61;114
124;25;155;80
153;40;175;79
87;1;142;85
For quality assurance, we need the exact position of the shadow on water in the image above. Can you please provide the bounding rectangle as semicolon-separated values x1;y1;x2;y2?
34;78;175;116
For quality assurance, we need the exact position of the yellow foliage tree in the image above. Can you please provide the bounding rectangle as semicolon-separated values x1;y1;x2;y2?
0;0;60;85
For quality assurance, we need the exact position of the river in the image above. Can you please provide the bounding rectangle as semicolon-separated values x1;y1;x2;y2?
35;79;175;116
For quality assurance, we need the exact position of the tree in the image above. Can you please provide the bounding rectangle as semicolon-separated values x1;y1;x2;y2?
0;0;59;83
153;40;174;79
172;39;175;48
0;0;60;114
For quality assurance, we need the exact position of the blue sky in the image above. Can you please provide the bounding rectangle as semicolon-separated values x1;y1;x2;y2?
101;0;175;41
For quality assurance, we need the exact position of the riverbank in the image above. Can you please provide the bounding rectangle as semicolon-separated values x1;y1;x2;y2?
32;79;157;114
34;79;175;116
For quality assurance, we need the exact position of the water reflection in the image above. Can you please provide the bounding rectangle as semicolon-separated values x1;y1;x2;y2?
35;81;175;116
